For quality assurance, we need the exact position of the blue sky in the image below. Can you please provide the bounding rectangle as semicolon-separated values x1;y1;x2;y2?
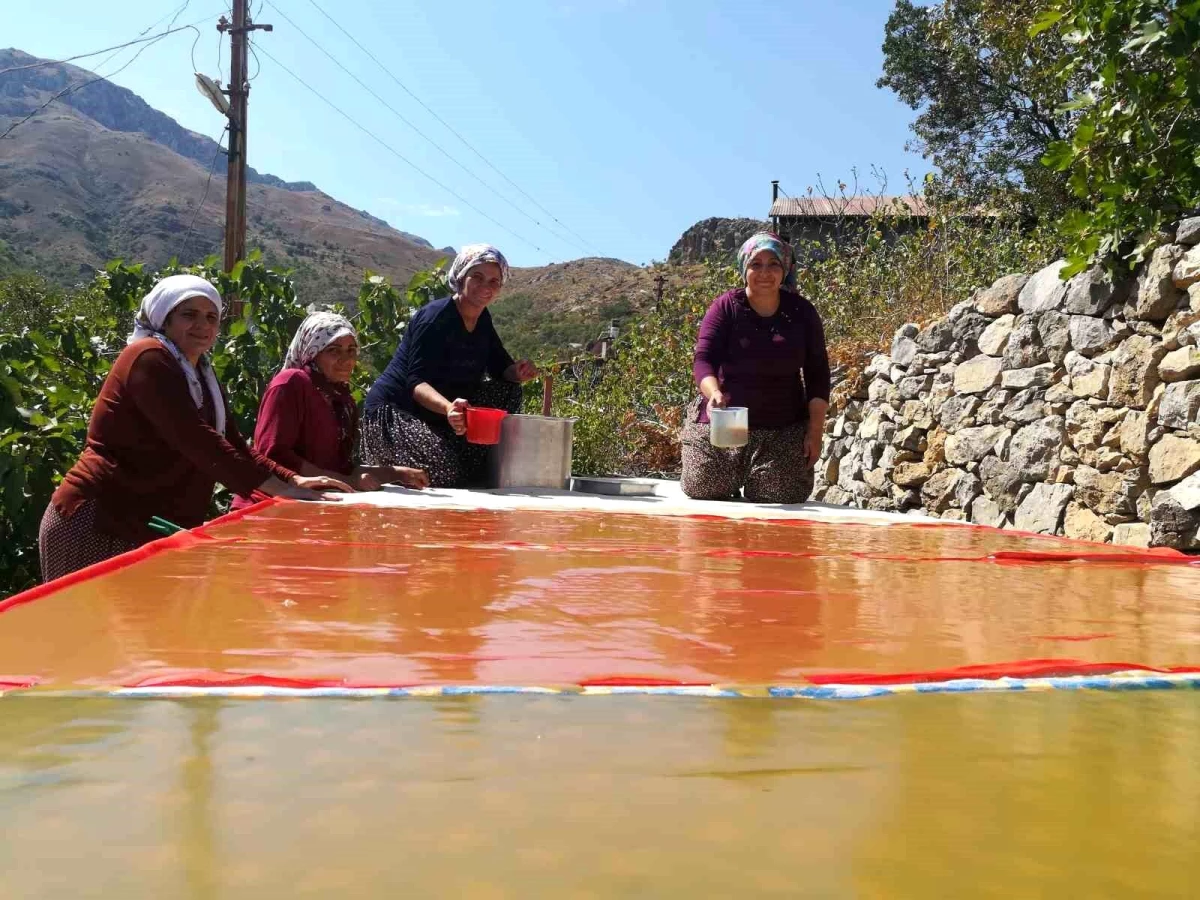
7;0;930;266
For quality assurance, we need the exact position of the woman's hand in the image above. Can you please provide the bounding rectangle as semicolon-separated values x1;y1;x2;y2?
706;388;728;418
355;470;384;492
293;474;355;493
511;359;539;383
392;466;430;489
446;398;468;435
803;423;823;467
276;484;344;502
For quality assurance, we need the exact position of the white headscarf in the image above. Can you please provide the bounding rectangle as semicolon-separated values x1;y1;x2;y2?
282;311;356;372
129;274;226;433
447;243;509;294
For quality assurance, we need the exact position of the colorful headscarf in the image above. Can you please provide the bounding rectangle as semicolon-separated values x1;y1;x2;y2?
282;311;356;373
737;232;797;290
447;243;509;294
129;274;226;433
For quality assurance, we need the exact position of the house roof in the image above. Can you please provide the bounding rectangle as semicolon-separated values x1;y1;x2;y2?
770;195;930;218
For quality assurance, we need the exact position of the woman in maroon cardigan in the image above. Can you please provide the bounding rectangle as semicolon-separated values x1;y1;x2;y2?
38;275;351;582
681;232;830;504
232;312;427;509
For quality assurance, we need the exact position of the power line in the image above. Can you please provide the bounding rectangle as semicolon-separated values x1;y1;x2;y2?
253;43;550;257
0;25;202;141
0;18;212;78
303;0;604;258
248;37;261;82
178;124;230;261
264;1;584;257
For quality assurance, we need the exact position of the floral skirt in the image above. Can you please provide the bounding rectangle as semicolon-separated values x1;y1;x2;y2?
360;380;523;488
679;397;814;504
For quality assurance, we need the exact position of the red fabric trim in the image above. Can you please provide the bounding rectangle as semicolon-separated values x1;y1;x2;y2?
0;677;39;689
577;676;712;687
0;529;208;615
196;496;284;534
0;498;285;615
121;670;419;689
803;659;1200;686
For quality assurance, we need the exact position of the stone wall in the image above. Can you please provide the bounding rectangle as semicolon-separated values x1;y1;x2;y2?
812;216;1200;550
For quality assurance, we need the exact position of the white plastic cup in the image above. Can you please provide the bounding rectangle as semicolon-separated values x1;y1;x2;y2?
709;406;749;448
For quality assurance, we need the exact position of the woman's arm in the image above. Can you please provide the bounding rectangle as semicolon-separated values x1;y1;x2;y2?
694;295;733;412
247;376;308;474
801;303;832;465
224;402;353;494
412;381;468;435
805;398;828;464
127;349;294;498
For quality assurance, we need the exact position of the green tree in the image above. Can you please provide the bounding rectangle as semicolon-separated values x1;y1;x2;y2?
1038;0;1200;274
878;0;1082;213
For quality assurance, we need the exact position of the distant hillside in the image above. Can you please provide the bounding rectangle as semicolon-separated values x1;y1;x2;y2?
0;49;708;356
492;257;704;360
0;48;452;302
668;217;769;265
1;48;318;193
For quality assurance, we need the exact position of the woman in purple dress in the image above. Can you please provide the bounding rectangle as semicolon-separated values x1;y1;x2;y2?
681;232;830;504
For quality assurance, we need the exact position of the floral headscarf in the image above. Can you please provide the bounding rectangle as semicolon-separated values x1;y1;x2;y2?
737;232;797;290
282;311;356;372
447;243;509;294
129;274;226;433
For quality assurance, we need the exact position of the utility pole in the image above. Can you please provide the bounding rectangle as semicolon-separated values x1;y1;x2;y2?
653;273;667;309
217;2;271;315
771;179;780;233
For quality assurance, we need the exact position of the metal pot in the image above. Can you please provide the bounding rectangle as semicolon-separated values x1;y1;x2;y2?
487;414;574;490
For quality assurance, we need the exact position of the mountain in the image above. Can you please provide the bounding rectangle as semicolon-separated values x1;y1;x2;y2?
668;216;769;265
0;48;452;300
0;48;693;355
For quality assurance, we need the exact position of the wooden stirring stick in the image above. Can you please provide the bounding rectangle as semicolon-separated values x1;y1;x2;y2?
541;373;553;417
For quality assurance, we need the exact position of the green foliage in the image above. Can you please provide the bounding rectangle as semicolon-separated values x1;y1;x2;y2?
878;0;1082;214
1038;0;1200;274
794;206;1058;359
542;265;737;478
352;260;449;390
490;292;636;361
0;274;131;593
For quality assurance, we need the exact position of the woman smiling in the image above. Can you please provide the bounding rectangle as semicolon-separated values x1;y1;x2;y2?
38;275;351;582
232;311;428;508
361;244;539;488
680;232;831;504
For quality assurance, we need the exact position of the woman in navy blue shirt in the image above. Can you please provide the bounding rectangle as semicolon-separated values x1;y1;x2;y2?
362;244;538;487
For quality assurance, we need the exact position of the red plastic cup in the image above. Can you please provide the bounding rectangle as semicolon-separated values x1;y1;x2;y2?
465;406;507;444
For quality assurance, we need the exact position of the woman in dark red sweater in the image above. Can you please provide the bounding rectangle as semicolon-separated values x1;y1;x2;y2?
680;232;831;504
232;312;427;509
39;275;351;582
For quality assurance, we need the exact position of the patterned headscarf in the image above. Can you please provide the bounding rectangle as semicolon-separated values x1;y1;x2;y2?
282;311;360;462
737;232;797;290
282;311;357;373
447;243;509;294
129;274;226;433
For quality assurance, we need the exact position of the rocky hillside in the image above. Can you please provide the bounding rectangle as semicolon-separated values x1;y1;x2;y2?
668;217;768;265
0;49;685;356
0;49;451;301
492;258;705;359
0;48;320;194
813;217;1200;550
